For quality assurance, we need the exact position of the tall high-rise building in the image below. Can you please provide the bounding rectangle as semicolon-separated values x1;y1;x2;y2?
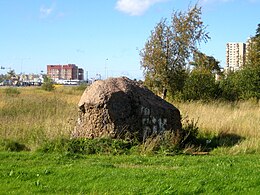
226;42;246;71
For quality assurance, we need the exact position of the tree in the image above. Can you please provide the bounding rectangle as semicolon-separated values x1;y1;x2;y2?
182;70;218;101
256;23;260;37
179;51;221;101
191;51;221;74
6;69;16;80
140;5;209;99
220;24;260;101
219;71;240;101
237;67;260;100
246;23;260;68
219;67;260;101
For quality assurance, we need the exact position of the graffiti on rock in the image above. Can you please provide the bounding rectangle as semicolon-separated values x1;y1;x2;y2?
141;106;167;134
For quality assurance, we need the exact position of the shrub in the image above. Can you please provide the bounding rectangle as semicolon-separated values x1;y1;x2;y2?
39;138;134;155
157;130;183;155
219;72;239;101
38;138;69;153
75;83;88;91
41;77;54;91
220;67;260;101
1;140;29;152
38;119;203;156
181;71;218;101
41;82;55;91
4;87;21;97
236;67;260;100
139;129;186;156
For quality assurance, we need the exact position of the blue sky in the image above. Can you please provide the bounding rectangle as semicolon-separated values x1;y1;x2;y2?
0;0;259;80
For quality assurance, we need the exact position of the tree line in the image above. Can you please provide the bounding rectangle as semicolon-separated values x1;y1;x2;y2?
140;4;260;102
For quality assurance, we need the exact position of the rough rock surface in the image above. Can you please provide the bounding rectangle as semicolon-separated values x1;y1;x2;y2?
73;77;182;140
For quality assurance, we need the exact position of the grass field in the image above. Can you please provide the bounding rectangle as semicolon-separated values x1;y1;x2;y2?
1;152;260;194
0;86;260;194
1;86;259;154
175;100;260;154
0;86;81;150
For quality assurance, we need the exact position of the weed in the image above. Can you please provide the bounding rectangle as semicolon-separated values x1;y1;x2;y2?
1;140;29;152
41;82;55;91
139;130;183;156
181;117;199;146
38;138;135;155
4;87;20;97
139;136;161;155
74;83;89;91
158;130;183;155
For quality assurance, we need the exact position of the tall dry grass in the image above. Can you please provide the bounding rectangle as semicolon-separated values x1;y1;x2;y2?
0;86;259;154
174;100;260;154
0;86;82;150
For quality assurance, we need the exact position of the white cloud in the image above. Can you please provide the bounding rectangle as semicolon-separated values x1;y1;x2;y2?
40;5;54;18
115;0;168;16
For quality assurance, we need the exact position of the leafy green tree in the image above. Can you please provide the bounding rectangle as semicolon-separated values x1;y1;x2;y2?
220;23;260;101
236;67;260;100
255;23;260;37
191;51;221;74
181;70;218;101
140;5;209;99
0;74;4;82
6;69;16;80
179;52;221;101
246;24;260;68
219;67;260;101
219;71;240;101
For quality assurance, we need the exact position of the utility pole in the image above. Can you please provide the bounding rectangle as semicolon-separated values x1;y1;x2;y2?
17;57;30;74
105;58;108;79
86;71;88;83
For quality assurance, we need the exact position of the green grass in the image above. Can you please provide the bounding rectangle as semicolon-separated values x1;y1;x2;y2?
0;86;260;193
1;152;260;194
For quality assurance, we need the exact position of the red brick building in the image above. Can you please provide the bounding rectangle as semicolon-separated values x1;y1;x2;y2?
47;64;84;81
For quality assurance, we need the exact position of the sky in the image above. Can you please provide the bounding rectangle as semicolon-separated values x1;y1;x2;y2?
0;0;259;80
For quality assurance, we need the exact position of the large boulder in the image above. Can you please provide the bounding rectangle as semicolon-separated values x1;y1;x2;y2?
73;77;182;141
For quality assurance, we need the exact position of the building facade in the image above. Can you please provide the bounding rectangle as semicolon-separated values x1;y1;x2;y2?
47;64;84;81
78;68;84;80
226;42;246;71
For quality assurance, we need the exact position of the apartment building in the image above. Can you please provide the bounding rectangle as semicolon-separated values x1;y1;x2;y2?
226;42;246;71
78;68;84;80
47;64;84;81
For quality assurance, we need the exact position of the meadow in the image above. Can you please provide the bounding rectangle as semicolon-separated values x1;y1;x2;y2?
175;100;260;154
0;86;259;154
0;86;260;194
0;86;81;151
1;152;260;194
